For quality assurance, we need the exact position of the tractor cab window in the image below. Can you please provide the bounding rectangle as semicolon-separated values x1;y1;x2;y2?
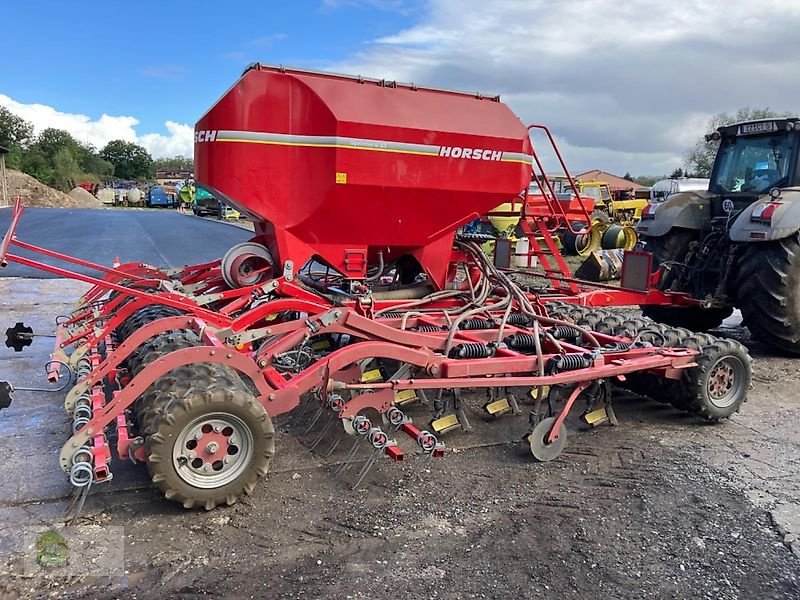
710;132;797;195
579;184;612;204
580;186;601;201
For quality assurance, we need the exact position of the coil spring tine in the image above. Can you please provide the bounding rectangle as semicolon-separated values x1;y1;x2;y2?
71;446;93;466
334;440;363;478
385;406;405;434
64;481;92;525
308;417;336;450
303;404;326;434
308;394;345;451
64;488;83;524
504;333;540;351
73;417;91;433
351;450;380;490
334;416;372;478
413;430;439;476
322;432;344;457
352;427;388;490
73;404;92;419
295;394;315;420
69;461;93;487
64;450;94;524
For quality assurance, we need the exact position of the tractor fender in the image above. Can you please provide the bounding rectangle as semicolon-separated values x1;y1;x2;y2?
730;188;800;242
636;191;711;237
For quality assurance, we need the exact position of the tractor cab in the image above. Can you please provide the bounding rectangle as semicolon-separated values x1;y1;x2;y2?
708;117;800;215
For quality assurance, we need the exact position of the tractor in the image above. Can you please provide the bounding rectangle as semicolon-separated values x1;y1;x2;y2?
638;116;800;352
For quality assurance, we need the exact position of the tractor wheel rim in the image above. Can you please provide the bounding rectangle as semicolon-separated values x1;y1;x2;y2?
707;356;745;408
172;412;254;489
623;226;638;250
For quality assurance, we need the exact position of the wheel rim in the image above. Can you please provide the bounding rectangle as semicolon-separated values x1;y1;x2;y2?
221;242;274;289
172;412;254;489
622;226;638;250
229;253;273;287
706;356;746;409
575;228;601;256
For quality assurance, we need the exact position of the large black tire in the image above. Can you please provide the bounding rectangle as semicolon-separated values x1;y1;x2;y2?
642;305;733;332
640;229;732;331
116;305;184;342
621;325;694;406
679;339;750;420
736;233;800;353
145;368;275;509
127;330;199;375
126;331;209;434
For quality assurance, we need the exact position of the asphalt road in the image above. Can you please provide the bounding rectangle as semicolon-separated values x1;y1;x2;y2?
0;207;252;278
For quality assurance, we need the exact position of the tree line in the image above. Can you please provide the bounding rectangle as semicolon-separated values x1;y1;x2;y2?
0;107;193;192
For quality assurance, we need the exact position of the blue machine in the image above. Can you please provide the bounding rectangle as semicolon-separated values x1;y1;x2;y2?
147;186;174;208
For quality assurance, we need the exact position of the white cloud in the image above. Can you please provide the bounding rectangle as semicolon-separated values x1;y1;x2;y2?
330;0;800;175
0;94;193;158
139;121;194;158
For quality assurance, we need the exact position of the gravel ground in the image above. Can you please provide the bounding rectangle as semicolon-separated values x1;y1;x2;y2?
0;279;798;600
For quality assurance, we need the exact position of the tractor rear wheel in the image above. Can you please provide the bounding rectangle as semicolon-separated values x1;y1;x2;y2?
640;228;732;330
736;233;800;354
145;368;274;509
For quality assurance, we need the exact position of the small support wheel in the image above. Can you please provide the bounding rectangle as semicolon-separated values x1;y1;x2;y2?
528;416;567;462
221;242;275;289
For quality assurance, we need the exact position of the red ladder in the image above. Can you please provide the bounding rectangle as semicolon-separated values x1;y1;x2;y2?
517;215;579;294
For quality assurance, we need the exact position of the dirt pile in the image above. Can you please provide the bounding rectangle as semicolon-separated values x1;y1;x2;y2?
68;186;101;206
3;170;102;208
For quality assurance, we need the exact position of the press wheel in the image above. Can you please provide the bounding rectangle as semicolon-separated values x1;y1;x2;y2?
528;417;567;462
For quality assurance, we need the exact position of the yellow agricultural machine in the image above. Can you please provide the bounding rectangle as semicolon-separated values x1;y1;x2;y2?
561;180;647;256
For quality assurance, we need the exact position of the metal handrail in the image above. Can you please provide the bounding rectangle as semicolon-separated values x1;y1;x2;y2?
525;124;593;234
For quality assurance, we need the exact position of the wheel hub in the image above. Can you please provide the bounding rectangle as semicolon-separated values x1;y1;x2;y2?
229;254;273;287
706;356;744;409
221;242;275;289
173;413;254;489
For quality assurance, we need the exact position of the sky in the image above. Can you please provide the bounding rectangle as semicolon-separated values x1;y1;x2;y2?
1;0;798;175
